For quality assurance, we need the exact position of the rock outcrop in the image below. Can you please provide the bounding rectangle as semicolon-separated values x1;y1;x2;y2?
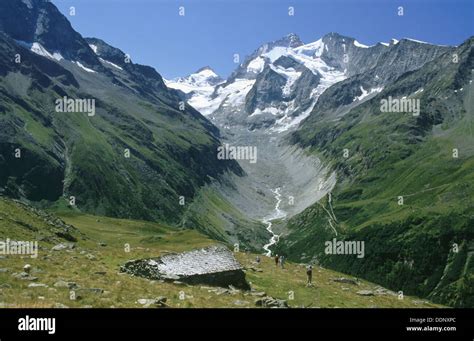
120;245;250;290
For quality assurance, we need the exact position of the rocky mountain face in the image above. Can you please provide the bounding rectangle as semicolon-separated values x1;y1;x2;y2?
310;33;452;116
277;37;474;307
0;0;242;228
224;33;304;84
208;33;345;132
0;0;102;72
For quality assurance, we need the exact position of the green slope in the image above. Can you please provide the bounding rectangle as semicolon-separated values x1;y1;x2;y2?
0;31;240;228
0;196;440;308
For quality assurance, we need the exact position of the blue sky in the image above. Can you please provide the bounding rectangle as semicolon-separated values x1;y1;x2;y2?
52;0;473;79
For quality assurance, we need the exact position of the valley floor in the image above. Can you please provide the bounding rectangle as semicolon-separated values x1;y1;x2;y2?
0;204;441;308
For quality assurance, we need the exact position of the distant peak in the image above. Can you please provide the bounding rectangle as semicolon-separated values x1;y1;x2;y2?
285;32;301;41
196;66;216;74
276;33;304;48
172;66;223;86
323;32;351;40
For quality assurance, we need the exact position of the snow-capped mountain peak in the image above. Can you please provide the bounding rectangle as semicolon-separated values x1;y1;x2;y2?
169;32;446;133
173;66;223;87
165;66;224;115
168;33;350;130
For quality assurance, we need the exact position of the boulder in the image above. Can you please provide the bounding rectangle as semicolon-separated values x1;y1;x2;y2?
250;291;267;297
51;243;75;251
255;296;288;308
23;264;31;273
53;303;69;308
85;254;96;260
53;280;78;289
137;296;168;308
332;277;359;285
233;300;250;306
76;288;104;295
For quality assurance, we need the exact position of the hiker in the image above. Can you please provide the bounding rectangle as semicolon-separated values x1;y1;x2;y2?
256;256;261;264
306;265;313;286
275;254;279;267
279;255;285;269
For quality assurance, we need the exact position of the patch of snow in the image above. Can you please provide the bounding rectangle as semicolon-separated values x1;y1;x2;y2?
75;61;96;73
404;38;430;44
247;57;265;73
381;38;399;46
269;65;301;96
249;107;280;117
89;44;98;54
353;86;384;102
99;58;123;70
293;38;325;57
403;38;447;47
15;40;63;61
353;40;369;48
188;95;221;116
30;42;54;59
271;88;320;133
218;78;256;108
165;79;218;115
262;46;289;63
52;52;64;61
414;88;424;94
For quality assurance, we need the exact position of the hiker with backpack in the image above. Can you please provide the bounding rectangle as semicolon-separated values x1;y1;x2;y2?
279;255;285;269
306;265;313;286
